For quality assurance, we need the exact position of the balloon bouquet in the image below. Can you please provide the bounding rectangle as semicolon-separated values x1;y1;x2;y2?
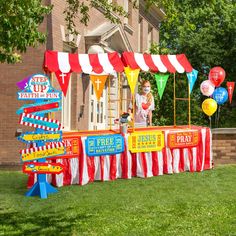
200;67;228;128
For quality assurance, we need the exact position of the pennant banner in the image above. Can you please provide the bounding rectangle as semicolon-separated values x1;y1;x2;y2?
124;67;140;94
226;82;235;104
154;73;169;99
90;74;108;101
55;71;71;97
187;69;198;93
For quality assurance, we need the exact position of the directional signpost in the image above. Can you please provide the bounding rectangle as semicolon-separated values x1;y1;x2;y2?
17;73;64;199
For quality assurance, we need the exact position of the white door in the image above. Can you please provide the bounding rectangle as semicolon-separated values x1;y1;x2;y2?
88;81;107;130
61;78;71;131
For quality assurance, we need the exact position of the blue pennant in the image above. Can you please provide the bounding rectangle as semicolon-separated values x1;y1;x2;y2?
187;69;198;94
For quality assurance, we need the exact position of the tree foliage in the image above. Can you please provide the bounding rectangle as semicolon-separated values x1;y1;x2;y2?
159;0;236;79
0;0;52;63
150;0;236;128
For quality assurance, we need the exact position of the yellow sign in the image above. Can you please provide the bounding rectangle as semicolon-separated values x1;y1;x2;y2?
21;146;65;162
90;74;108;101
23;133;61;142
128;131;165;153
124;67;140;94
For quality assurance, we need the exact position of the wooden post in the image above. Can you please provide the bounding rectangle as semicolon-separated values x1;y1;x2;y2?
173;73;176;127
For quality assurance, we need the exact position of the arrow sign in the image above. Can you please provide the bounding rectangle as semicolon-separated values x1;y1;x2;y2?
16;101;61;115
18;131;62;144
19;113;62;131
20;142;65;162
23;162;64;174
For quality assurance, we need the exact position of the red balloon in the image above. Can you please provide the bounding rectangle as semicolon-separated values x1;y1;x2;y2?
208;67;226;87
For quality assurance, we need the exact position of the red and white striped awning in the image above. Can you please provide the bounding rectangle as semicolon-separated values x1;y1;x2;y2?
122;52;193;73
44;50;124;74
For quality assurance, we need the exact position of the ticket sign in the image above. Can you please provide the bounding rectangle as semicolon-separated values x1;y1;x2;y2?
20;143;65;162
23;162;64;174
18;131;62;144
168;131;199;148
18;74;61;100
85;134;124;156
128;131;164;153
16;101;61;115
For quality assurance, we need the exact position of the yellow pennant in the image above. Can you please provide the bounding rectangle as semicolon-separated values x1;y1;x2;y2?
124;67;140;94
90;75;108;101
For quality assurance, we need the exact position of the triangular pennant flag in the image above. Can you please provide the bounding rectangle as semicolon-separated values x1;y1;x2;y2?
90;74;108;101
226;81;235;104
55;71;71;97
124;67;140;94
187;69;198;93
154;73;169;99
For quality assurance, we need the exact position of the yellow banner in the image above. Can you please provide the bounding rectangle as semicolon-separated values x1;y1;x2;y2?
124;67;140;94
90;75;108;101
21;146;65;162
128;131;165;153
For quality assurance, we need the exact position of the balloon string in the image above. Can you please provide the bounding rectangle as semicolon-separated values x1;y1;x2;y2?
209;116;212;129
217;105;221;128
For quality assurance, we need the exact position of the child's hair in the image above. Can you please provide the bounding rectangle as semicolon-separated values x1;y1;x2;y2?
141;80;153;104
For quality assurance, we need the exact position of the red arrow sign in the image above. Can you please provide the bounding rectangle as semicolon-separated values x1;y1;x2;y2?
23;102;60;114
23;162;64;174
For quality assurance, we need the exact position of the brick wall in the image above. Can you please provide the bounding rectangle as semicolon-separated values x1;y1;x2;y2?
0;0;163;166
212;129;236;164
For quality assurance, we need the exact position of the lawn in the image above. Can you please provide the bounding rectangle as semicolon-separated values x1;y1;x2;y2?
0;165;236;236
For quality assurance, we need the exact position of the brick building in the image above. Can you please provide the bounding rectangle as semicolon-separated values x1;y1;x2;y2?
0;0;165;165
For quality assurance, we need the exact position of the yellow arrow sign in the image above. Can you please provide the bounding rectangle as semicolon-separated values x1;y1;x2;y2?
21;146;65;162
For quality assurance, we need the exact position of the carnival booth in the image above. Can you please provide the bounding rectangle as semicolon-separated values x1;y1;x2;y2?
18;50;213;198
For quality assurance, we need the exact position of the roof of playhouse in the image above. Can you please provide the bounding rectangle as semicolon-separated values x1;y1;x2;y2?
43;50;193;74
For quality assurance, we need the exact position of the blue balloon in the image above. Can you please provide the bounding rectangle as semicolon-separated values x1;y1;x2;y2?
213;87;228;105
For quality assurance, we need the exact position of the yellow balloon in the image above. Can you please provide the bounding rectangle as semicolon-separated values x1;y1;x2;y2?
202;98;217;116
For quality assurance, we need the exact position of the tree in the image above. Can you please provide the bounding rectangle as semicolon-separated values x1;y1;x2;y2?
154;0;236;128
0;0;52;63
0;0;139;63
159;0;236;79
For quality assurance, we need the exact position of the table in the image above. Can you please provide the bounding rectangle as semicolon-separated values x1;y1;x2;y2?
27;126;213;188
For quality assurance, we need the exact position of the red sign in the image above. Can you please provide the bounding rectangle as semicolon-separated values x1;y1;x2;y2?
23;162;64;174
168;131;199;148
23;101;60;114
47;136;80;160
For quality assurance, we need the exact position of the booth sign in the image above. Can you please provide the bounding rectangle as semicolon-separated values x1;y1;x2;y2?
128;131;164;153
48;136;80;160
168;131;199;148
85;134;124;156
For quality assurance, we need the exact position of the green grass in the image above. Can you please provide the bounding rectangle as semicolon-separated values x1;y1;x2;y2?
0;165;236;236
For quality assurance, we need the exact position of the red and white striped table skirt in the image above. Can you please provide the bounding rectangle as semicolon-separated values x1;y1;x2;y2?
27;127;212;188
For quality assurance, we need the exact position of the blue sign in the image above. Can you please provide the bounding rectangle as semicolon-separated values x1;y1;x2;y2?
85;134;124;156
17;74;62;100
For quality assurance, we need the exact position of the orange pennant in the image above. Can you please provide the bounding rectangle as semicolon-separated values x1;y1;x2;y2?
90;75;108;101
